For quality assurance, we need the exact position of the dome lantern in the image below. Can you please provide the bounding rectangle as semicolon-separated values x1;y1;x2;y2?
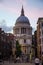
21;5;24;16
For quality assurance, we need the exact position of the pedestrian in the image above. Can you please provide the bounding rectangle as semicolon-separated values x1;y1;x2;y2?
35;57;40;65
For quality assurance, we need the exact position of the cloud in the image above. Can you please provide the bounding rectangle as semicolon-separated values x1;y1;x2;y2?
0;20;13;33
0;0;43;34
32;27;36;34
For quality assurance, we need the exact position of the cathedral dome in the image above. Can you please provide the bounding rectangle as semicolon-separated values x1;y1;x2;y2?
15;6;30;25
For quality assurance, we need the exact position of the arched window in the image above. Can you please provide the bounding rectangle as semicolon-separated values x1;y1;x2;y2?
24;39;26;43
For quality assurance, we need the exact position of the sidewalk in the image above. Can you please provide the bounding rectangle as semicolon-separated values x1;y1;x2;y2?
2;62;35;65
0;60;42;65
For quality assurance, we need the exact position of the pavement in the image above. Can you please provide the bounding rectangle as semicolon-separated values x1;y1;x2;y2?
0;61;34;65
0;61;42;65
0;63;35;65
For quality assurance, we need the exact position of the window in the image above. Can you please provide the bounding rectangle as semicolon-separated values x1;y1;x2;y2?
21;28;26;34
15;28;19;34
42;38;43;42
1;36;3;40
24;39;26;43
25;49;26;53
42;52;43;54
42;30;43;34
42;23;43;26
28;28;31;35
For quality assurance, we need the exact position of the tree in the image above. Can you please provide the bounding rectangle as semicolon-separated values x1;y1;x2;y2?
15;40;22;58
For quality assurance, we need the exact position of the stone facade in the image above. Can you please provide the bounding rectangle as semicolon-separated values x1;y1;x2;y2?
37;18;43;59
13;6;32;58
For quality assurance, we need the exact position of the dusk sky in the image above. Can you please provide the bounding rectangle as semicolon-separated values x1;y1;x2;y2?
0;0;43;33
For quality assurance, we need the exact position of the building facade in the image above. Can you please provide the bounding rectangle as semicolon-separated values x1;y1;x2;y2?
37;18;43;59
0;28;15;60
13;6;32;58
34;31;37;57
